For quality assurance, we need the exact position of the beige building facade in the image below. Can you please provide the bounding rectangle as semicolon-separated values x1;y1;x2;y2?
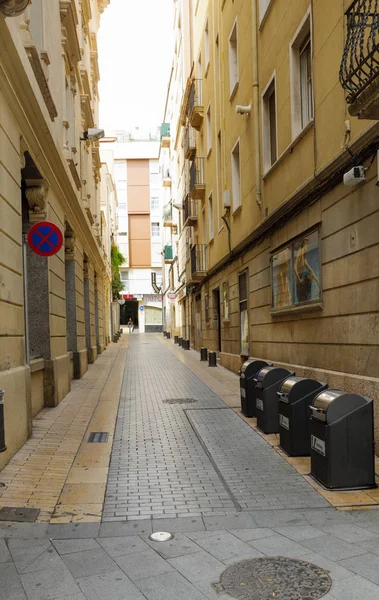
162;0;379;441
0;0;116;470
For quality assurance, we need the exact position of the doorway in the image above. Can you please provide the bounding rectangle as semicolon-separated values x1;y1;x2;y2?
212;288;222;352
121;300;139;328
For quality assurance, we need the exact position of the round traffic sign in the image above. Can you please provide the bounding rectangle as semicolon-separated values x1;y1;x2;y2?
28;222;63;257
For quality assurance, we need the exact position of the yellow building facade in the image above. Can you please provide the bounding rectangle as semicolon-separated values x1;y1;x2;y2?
0;0;116;470
162;0;379;440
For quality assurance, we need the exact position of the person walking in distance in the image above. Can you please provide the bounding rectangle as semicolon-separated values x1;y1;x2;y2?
127;317;134;334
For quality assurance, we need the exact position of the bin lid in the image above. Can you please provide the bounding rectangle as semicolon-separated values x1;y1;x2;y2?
241;359;270;376
256;366;293;387
312;390;370;423
278;377;327;403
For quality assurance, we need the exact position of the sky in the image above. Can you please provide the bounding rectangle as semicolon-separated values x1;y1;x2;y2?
98;0;174;135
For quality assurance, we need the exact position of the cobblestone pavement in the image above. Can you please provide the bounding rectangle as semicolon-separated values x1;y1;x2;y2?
103;335;328;521
2;509;379;599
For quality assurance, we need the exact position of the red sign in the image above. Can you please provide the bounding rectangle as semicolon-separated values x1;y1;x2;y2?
28;222;63;257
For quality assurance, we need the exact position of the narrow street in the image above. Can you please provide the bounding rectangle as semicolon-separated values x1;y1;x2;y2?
1;336;379;599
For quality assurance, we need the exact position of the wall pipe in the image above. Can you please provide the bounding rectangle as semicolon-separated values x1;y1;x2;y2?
252;0;262;208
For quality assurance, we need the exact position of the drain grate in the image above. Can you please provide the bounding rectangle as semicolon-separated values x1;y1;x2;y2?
0;507;40;523
213;556;332;600
163;398;198;405
88;432;109;443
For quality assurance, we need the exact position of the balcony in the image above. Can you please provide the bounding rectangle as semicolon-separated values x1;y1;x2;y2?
189;79;204;130
190;244;207;282
189;158;205;200
160;123;170;148
163;204;173;227
340;0;379;119
164;245;173;263
162;168;172;187
183;193;198;228
184;126;196;160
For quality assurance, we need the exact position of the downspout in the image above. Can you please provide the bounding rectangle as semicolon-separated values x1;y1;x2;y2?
252;0;262;209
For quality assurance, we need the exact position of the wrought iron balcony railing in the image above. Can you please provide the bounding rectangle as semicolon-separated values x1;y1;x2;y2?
163;204;172;221
183;193;198;227
340;0;379;104
191;244;207;278
189;158;205;200
184;125;196;159
189;79;204;130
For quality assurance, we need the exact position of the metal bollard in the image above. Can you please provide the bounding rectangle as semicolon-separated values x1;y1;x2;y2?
0;390;6;453
179;337;183;347
200;347;208;361
208;351;217;367
167;332;171;340
174;335;179;344
184;339;190;350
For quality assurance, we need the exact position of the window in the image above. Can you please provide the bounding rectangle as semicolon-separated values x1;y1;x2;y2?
223;282;229;320
206;104;212;155
228;20;238;97
290;13;313;138
208;192;214;240
271;229;321;310
262;78;277;171
151;197;160;210
204;19;210;73
231;140;241;212
205;293;210;323
151;222;160;237
239;271;249;355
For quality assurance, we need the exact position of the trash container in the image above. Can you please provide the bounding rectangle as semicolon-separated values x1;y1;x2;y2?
278;377;327;456
310;390;375;490
239;359;271;418
255;367;294;434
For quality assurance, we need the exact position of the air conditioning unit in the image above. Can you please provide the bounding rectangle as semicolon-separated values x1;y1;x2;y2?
223;190;231;209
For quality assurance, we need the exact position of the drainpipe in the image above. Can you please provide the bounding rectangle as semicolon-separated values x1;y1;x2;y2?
252;0;262;209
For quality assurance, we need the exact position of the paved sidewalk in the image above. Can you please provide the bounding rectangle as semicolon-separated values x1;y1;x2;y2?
103;335;328;521
2;509;379;599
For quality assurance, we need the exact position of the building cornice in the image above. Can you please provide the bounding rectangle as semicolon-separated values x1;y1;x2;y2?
0;0;30;17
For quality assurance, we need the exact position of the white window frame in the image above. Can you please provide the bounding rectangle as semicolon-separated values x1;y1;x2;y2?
204;18;210;75
208;190;214;241
231;138;241;213
228;19;239;99
290;8;313;140
206;103;212;157
262;72;278;173
151;222;160;237
259;0;274;27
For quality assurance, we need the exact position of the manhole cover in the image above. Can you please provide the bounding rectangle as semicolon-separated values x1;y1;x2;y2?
163;398;198;405
149;532;174;542
214;556;332;600
0;507;40;523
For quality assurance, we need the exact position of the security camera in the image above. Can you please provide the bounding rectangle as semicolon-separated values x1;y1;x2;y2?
343;166;366;187
236;104;252;115
82;128;105;142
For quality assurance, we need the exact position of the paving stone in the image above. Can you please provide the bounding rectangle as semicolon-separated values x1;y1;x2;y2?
8;539;63;574
356;536;379;556
114;548;174;581
77;571;146;600
99;521;152;537
20;564;81;600
338;553;379;585
300;533;368;561
249;532;314;559
97;536;150;557
297;551;355;581
52;538;100;555
61;548;118;579
203;513;257;530
47;523;100;539
145;532;201;559
0;563;27;600
188;530;258;562
319;523;379;543
0;523;48;539
151;516;205;533
168;550;225;583
273;525;325;541
330;574;379;599
249;509;309;528
194;580;224;600
0;539;11;563
136;571;208;600
228;527;275;541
